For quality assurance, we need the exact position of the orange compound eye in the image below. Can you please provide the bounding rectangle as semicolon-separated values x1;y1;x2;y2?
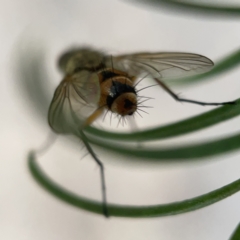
111;92;137;116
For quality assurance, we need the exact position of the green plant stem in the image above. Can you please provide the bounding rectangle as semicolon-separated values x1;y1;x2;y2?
230;223;240;240
85;99;240;142
133;0;240;16
29;151;240;218
84;131;240;161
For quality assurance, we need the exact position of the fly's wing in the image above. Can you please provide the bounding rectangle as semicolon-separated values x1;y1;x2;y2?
109;52;214;80
48;70;100;134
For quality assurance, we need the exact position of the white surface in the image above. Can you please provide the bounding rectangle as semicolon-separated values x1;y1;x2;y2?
1;0;240;240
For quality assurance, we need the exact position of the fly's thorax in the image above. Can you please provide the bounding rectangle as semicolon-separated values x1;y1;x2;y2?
58;48;106;75
99;76;137;116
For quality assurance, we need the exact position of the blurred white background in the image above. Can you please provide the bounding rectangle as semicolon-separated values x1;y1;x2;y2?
1;0;240;239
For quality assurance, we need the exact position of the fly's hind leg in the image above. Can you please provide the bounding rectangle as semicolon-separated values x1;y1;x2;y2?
154;78;236;106
79;130;109;217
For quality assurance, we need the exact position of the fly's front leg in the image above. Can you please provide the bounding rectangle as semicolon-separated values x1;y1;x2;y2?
85;108;104;126
154;78;236;106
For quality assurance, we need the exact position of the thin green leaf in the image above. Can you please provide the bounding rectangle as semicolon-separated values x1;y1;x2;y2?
85;99;240;141
85;131;240;160
131;0;240;17
28;151;240;218
230;223;240;240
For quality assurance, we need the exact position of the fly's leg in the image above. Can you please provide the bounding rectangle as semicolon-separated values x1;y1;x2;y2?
154;78;236;106
79;130;109;217
85;108;104;126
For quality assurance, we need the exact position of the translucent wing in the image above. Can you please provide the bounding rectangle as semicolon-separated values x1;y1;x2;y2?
109;52;214;80
48;70;100;134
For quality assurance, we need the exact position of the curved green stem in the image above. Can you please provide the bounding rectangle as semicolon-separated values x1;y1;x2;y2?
85;99;240;142
132;0;240;16
29;151;240;218
84;130;240;161
230;223;240;240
